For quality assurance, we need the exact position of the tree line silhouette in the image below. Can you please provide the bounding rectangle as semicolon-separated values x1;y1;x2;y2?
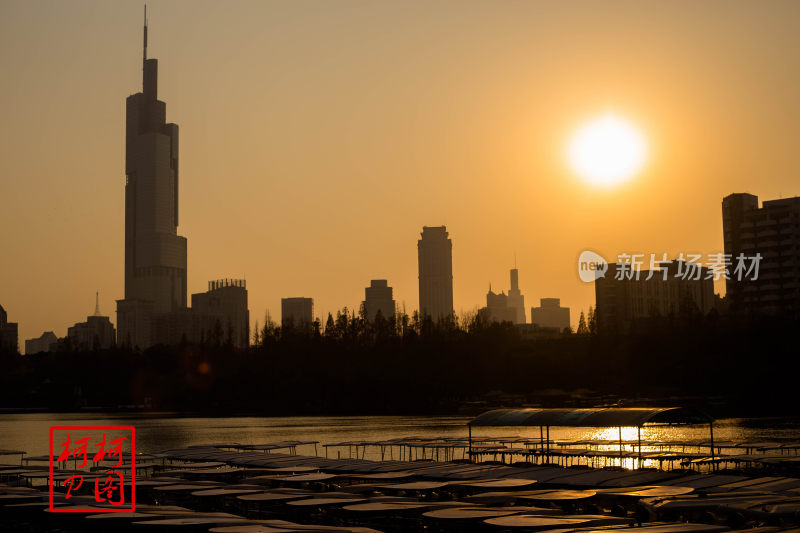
0;307;795;417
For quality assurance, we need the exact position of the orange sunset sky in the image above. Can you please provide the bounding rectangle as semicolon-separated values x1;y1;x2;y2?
2;1;800;349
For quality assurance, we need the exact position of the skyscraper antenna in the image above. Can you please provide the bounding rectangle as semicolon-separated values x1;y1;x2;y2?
94;291;101;316
143;5;148;63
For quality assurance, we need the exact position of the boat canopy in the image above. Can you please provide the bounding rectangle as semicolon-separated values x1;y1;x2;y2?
469;407;713;428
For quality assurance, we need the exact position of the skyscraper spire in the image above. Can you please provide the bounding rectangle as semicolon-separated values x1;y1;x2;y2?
141;6;157;99
508;266;525;323
143;5;148;63
94;292;101;316
118;14;187;349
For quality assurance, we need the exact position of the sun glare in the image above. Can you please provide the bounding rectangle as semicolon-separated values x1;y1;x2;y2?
568;113;647;187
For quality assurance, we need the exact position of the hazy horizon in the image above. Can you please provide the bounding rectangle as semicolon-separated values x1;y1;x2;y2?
3;0;800;348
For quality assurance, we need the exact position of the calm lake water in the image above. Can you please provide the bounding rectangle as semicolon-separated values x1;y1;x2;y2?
2;413;799;462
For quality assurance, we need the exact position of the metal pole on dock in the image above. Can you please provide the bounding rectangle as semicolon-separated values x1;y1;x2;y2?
546;426;550;462
468;423;473;464
637;426;642;467
540;426;544;464
709;421;715;471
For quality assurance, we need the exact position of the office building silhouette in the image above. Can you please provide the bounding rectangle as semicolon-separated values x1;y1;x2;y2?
282;297;314;327
478;286;517;324
722;193;800;317
478;268;527;324
192;279;250;348
595;261;715;333
0;305;19;353
25;331;58;354
68;316;116;351
363;280;396;322
531;298;570;331
507;268;526;324
149;279;249;348
417;226;454;321
68;293;116;350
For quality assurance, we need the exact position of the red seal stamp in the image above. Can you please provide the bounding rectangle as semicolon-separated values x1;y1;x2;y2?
48;426;135;512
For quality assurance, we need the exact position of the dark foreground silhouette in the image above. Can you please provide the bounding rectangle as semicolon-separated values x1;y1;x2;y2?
1;311;795;417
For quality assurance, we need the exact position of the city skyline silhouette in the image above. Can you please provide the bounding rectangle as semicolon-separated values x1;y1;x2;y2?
2;1;800;347
3;6;800;533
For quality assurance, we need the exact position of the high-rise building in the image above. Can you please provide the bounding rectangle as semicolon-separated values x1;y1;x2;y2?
0;304;19;353
507;268;526;324
478;286;517;323
417;226;454;321
478;268;526;324
531;298;570;331
68;315;117;351
117;17;186;349
192;279;250;348
363;280;396;322
595;261;715;334
25;332;58;354
722;193;800;317
67;294;116;350
150;279;250;348
281;298;314;327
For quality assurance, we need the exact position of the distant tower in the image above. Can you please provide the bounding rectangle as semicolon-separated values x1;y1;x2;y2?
363;280;396;322
531;298;570;331
94;292;101;316
417;226;454;321
0;304;19;353
281;298;314;327
191;279;250;349
507;268;526;324
117;9;187;349
721;193;759;314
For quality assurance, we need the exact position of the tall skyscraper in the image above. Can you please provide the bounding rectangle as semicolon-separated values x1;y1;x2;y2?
722;193;800;317
417;226;454;321
117;15;187;348
363;280;396;322
507;268;526;324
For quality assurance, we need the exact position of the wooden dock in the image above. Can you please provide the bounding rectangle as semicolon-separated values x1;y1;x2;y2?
4;440;800;532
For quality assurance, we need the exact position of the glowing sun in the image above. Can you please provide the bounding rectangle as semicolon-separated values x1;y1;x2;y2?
568;113;647;187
